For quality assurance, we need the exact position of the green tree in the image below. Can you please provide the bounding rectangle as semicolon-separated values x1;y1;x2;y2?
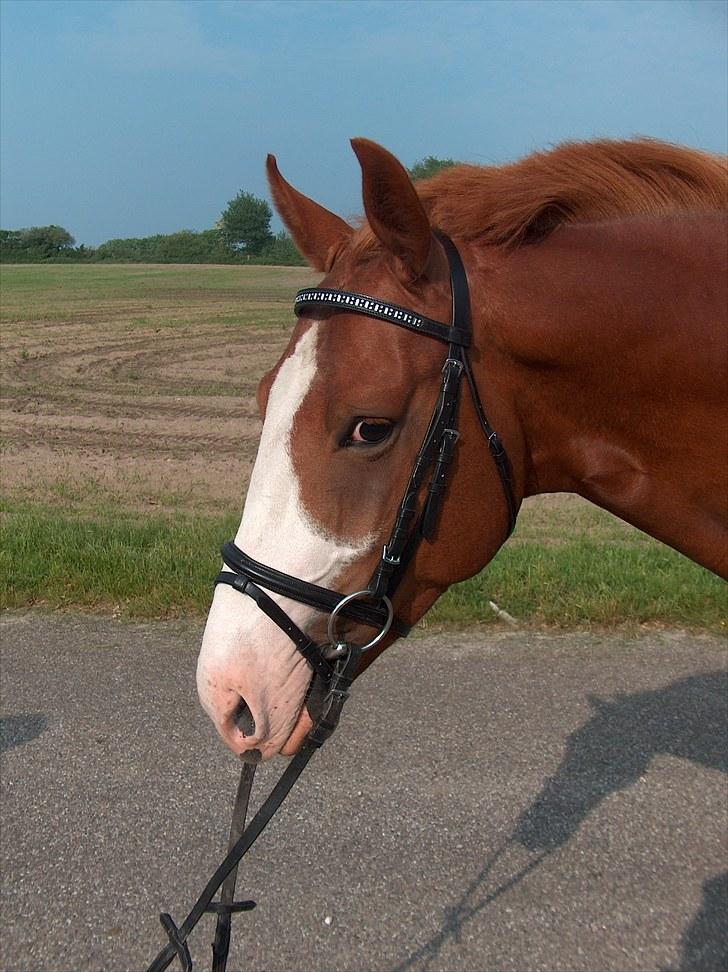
0;229;23;260
156;229;227;262
258;231;305;266
407;156;458;181
0;225;76;261
219;191;273;254
22;224;75;255
96;236;161;261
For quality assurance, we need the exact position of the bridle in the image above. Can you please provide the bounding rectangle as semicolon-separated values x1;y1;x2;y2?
145;232;517;972
216;231;517;672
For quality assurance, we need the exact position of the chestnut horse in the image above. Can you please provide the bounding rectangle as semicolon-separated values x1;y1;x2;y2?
198;138;727;763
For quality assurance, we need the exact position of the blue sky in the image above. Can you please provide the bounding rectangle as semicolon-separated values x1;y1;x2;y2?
1;0;726;246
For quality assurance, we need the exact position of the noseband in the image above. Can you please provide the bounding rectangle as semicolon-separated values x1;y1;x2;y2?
145;233;517;972
216;232;517;678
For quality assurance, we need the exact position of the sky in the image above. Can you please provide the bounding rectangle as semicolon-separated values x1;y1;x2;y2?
1;0;726;247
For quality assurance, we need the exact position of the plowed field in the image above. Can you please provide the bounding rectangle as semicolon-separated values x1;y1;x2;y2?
1;264;316;517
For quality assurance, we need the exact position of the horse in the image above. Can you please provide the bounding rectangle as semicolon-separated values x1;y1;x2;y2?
197;137;727;765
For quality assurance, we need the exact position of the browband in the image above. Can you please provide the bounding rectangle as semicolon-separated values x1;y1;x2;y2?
294;288;471;347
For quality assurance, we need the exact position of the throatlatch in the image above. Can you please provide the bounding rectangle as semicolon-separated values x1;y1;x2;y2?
145;233;517;972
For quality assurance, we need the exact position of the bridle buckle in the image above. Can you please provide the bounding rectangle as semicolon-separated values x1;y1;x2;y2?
443;357;464;378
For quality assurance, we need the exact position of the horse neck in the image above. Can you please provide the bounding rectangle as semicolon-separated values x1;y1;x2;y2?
468;215;727;573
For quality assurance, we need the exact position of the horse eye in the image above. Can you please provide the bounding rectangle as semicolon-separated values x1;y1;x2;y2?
349;419;394;445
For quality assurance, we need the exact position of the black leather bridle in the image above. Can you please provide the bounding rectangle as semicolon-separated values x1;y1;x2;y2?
216;232;517;674
145;232;517;972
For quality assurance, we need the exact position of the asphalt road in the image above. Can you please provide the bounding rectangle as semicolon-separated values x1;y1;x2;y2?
1;613;726;972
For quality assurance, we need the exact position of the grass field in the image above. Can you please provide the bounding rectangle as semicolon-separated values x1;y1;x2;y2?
1;263;725;629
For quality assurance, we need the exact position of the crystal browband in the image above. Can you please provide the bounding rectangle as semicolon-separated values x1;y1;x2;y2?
294;288;470;347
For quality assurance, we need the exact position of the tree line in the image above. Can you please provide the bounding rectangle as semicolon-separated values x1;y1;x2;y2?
0;193;304;266
0;157;456;265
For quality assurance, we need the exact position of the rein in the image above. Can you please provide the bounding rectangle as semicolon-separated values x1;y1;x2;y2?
144;233;517;972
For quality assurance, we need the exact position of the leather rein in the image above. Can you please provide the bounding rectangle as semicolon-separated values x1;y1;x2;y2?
145;232;517;972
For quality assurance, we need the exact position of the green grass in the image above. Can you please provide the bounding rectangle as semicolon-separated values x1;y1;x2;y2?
2;500;724;628
429;538;726;629
0;504;238;618
0;263;314;329
0;261;310;298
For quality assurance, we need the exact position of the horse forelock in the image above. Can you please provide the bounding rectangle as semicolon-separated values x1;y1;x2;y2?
349;137;728;258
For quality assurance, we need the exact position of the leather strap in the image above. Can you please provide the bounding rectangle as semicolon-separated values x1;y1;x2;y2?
367;354;464;600
218;543;410;639
146;648;361;972
438;231;517;537
294;287;471;347
215;570;335;681
147;745;318;972
210;766;256;972
462;356;518;536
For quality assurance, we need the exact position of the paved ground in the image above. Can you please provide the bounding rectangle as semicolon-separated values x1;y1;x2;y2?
1;613;726;972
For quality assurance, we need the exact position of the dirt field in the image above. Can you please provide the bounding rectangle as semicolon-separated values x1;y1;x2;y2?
2;263;598;525
1;264;316;517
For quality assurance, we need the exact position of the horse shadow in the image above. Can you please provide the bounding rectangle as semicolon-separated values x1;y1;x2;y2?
514;671;727;851
671;870;728;972
394;671;727;972
0;713;48;755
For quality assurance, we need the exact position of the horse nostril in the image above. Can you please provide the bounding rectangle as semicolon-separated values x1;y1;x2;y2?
233;698;256;737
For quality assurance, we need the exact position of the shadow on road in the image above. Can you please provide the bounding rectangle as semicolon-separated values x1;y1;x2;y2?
0;713;48;755
514;671;727;851
669;870;728;972
394;671;728;972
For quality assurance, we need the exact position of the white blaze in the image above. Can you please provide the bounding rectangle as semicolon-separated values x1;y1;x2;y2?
197;325;372;758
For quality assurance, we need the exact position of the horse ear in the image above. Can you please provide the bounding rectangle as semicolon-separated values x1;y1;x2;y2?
351;138;432;281
266;155;353;271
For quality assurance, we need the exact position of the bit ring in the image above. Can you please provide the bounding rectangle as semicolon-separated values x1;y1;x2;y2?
327;590;394;653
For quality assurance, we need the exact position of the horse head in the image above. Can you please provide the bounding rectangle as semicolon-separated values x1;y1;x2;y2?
197;140;523;761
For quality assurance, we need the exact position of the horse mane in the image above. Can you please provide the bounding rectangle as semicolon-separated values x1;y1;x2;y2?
352;138;728;254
